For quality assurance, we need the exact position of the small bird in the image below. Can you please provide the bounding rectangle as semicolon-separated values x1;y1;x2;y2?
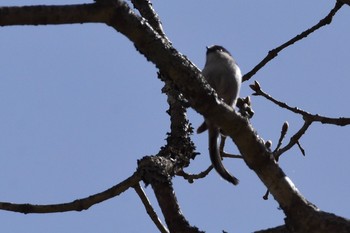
197;45;242;185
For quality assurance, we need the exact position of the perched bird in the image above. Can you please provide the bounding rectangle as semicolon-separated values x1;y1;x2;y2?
198;45;242;185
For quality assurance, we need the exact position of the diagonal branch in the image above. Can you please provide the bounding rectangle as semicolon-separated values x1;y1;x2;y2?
134;183;169;233
151;178;203;233
131;0;167;37
243;1;344;82
138;156;204;233
0;172;141;214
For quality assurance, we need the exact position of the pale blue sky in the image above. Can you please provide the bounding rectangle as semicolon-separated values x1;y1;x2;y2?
1;1;349;232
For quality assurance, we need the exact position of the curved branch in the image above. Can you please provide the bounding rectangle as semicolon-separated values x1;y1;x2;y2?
177;165;213;183
338;0;350;6
0;172;141;214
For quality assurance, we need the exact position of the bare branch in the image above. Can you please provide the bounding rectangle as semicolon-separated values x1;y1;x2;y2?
177;166;213;183
133;183;169;233
0;4;112;26
131;0;167;37
263;189;270;200
254;225;288;233
263;122;289;201
159;72;198;166
296;140;306;156
0;172;141;214
222;152;244;159
138;156;204;233
177;153;242;184
275;120;312;159
250;81;350;126
243;1;344;81
219;136;243;159
338;0;350;6
151;178;204;233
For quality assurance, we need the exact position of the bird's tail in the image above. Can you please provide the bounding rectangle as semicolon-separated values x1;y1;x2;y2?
208;126;239;185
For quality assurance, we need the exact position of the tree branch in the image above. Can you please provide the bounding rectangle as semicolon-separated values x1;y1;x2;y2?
134;183;169;233
250;81;350;126
242;1;344;81
131;0;166;37
138;156;204;233
275;120;312;159
0;4;112;26
0;172;141;214
177;166;213;184
338;0;350;6
255;225;287;233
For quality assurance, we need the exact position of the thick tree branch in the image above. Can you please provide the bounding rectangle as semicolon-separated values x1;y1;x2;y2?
152;179;203;233
138;156;204;233
338;0;350;6
255;225;287;233
159;72;198;168
0;4;112;26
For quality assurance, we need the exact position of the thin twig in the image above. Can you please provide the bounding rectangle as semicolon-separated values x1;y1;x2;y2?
243;1;344;81
263;189;270;200
177;166;213;183
219;135;243;159
133;183;169;233
275;120;312;159
222;152;244;159
296;141;306;156
273;121;289;156
250;81;350;126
